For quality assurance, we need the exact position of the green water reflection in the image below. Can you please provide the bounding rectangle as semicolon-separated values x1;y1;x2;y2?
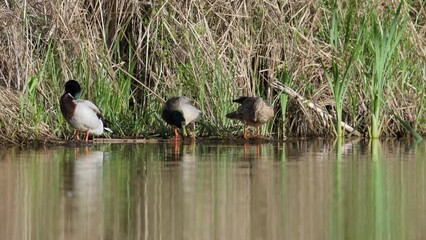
0;140;425;240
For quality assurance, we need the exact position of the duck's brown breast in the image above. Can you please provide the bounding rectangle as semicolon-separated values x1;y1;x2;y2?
60;93;76;121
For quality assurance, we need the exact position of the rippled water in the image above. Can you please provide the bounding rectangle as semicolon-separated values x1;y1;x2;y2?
0;139;425;240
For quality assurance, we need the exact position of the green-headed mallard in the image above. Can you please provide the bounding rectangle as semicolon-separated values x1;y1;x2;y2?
60;79;112;142
161;96;201;140
226;96;274;139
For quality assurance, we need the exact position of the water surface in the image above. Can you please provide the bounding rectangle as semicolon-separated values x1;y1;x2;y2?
0;139;425;240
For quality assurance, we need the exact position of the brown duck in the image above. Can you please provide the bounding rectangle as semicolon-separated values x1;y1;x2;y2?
226;96;274;139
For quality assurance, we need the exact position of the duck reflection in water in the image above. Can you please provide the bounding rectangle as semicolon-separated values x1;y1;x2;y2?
165;140;268;162
242;143;262;160
63;147;106;197
165;140;197;162
61;147;107;238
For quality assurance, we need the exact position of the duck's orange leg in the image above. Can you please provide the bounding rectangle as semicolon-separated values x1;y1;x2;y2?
174;127;180;141
256;127;260;137
243;122;249;139
75;130;80;140
174;141;179;158
84;131;89;142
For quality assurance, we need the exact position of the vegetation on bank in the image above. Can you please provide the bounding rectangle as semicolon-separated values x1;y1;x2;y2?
0;0;425;143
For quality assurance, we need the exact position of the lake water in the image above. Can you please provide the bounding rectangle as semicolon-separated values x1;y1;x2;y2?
0;139;425;240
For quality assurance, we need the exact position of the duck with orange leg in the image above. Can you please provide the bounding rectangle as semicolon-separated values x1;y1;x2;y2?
161;96;201;140
60;79;112;142
226;96;274;139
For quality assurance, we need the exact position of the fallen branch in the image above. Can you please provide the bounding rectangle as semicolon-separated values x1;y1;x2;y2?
271;81;361;137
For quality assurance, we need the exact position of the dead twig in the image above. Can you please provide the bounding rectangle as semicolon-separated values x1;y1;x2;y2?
271;81;361;137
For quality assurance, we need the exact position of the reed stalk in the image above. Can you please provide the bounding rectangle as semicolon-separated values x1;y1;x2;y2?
322;7;353;138
369;1;403;138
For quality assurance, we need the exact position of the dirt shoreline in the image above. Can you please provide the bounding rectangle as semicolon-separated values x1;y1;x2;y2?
0;136;294;148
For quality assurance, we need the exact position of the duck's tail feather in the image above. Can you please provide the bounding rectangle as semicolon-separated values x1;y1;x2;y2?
232;96;249;104
103;118;112;125
104;127;113;133
226;111;239;120
101;118;113;133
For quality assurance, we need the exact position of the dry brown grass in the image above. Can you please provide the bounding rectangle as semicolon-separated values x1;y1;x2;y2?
0;87;55;143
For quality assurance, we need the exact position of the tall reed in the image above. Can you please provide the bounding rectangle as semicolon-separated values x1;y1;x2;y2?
322;6;354;138
368;2;403;138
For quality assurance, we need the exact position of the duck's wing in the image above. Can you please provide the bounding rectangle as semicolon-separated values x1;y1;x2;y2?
181;103;201;124
75;99;102;117
75;99;113;133
236;100;258;123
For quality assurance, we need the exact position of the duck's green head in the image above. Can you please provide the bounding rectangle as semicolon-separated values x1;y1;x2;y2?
64;79;81;99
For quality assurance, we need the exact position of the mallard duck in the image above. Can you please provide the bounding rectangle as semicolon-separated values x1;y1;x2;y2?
226;96;274;139
60;80;112;142
161;96;201;140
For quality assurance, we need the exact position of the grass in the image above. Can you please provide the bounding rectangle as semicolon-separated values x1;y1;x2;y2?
368;1;404;138
321;5;355;138
0;0;425;143
278;66;292;138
